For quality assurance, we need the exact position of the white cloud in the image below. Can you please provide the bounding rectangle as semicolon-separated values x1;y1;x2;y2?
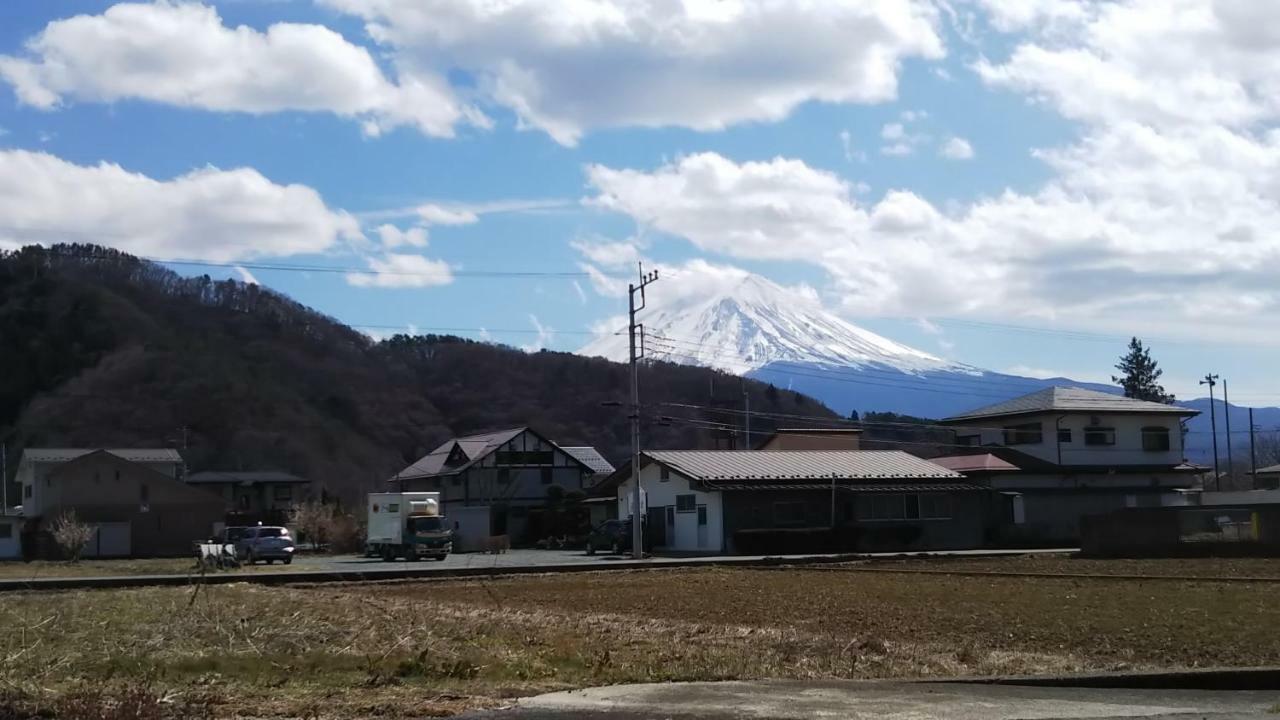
839;129;864;162
0;149;361;261
234;266;259;285
416;204;479;226
881;122;907;140
376;224;429;248
584;144;1280;343
879;118;928;155
570;237;641;269
346;253;452;288
320;0;944;145
521;313;553;352
940;136;974;159
0;1;479;138
572;280;587;305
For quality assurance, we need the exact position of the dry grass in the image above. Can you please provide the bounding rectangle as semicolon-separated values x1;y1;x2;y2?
0;557;317;580
862;553;1280;579
1;564;1277;718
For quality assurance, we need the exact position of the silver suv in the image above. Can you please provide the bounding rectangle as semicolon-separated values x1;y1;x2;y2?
237;526;296;565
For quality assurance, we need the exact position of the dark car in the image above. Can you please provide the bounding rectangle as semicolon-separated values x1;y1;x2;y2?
586;519;640;555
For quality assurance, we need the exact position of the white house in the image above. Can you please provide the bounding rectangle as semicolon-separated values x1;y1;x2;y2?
939;387;1205;543
615;450;983;554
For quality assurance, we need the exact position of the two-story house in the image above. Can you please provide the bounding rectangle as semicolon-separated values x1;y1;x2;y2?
938;387;1205;544
15;448;222;557
392;427;605;545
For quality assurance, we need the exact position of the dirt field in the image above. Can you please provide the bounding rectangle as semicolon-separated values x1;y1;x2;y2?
861;553;1280;579
1;562;1277;718
0;556;310;579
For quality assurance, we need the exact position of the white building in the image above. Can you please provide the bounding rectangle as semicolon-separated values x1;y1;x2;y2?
939;387;1205;543
615;450;983;554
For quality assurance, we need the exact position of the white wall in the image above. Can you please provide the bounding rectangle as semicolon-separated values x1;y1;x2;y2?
0;517;19;558
959;412;1187;466
616;461;724;553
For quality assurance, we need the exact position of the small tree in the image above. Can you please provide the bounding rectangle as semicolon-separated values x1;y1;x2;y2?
1112;337;1174;404
50;510;95;563
289;499;331;549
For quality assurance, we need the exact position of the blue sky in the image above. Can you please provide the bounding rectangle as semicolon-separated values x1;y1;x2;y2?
1;0;1278;407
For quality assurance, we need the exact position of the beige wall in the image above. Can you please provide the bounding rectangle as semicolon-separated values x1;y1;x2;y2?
38;452;222;556
760;431;862;451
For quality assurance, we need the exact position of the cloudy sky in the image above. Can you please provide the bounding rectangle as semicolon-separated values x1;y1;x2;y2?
0;0;1277;404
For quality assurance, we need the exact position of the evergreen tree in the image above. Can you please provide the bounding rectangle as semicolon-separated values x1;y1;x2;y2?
1112;337;1174;403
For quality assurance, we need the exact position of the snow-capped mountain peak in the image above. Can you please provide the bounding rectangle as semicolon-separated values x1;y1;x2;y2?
578;273;962;374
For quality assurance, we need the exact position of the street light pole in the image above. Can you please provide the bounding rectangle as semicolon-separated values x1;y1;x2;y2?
628;263;659;560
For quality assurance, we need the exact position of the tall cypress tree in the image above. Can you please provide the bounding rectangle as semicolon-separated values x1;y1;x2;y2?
1112;337;1174;403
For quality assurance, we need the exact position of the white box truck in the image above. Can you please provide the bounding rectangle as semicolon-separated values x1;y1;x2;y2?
366;492;453;561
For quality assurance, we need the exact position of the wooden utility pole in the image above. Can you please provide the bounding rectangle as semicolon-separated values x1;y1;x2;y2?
628;263;659;559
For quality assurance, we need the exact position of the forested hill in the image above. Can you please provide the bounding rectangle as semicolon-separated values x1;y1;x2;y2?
0;245;838;500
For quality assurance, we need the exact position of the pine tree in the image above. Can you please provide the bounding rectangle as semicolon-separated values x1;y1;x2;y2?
1112;337;1174;404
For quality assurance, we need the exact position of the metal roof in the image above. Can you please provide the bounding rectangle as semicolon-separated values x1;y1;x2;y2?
645;450;962;482
19;448;183;464
942;386;1197;423
561;447;616;475
395;428;527;480
186;471;308;484
929;453;1021;474
1252;464;1280;475
712;482;984;492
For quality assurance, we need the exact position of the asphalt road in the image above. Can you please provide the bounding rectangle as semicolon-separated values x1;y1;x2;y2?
461;679;1280;720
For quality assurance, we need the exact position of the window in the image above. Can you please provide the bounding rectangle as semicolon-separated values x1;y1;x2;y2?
23;484;31;499
773;501;806;527
665;506;675;525
1057;428;1072;443
1142;426;1171;452
495;450;553;466
956;434;980;447
140;484;150;503
659;466;671;481
273;485;292;502
387;503;400;513
697;506;708;526
676;494;696;513
497;469;511;484
93;471;100;484
857;494;952;521
114;470;121;482
0;523;10;539
540;467;553;484
452;474;463;487
1002;422;1043;445
1084;426;1116;446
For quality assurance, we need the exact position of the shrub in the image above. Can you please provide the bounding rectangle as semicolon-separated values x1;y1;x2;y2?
50;510;95;563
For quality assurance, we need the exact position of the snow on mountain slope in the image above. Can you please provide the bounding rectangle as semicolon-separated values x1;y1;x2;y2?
578;274;971;375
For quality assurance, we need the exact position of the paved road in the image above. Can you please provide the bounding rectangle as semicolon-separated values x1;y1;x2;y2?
0;547;1077;592
287;546;1077;573
462;679;1280;719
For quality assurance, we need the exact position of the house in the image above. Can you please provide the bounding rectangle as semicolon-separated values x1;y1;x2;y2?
560;447;616;487
391;428;604;545
757;428;862;451
614;450;985;554
1251;464;1280;490
939;387;1205;544
185;470;315;525
16;448;222;557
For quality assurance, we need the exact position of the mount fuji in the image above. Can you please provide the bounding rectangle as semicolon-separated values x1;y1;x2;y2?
577;274;1111;420
577;273;1279;466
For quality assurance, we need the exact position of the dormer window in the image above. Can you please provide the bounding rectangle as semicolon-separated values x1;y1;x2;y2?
1141;426;1171;452
1002;422;1043;445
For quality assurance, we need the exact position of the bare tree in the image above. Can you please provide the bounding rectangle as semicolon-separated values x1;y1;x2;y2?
288;500;331;549
49;511;95;563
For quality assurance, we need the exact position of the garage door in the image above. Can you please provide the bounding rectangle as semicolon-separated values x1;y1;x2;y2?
84;522;131;558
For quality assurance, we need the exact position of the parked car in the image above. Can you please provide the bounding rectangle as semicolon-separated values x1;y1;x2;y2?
586;519;640;555
236;525;296;564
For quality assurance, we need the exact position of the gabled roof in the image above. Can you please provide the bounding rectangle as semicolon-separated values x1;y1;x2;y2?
645;450;962;483
1252;464;1280;475
942;387;1196;423
19;448;183;464
929;453;1021;474
392;427;596;481
186;471;308;484
561;447;615;475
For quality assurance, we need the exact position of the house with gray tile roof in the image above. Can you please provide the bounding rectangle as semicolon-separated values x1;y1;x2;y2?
939;387;1207;545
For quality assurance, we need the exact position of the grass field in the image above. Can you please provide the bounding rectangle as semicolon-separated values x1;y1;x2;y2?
0;556;311;579
2;560;1278;718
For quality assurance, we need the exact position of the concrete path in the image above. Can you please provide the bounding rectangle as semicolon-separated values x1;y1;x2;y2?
0;547;1076;592
467;679;1280;719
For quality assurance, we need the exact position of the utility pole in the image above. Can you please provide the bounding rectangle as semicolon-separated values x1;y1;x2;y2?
1222;380;1233;484
628;263;659;560
742;381;751;450
1250;407;1258;488
1;442;6;516
1200;374;1220;490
